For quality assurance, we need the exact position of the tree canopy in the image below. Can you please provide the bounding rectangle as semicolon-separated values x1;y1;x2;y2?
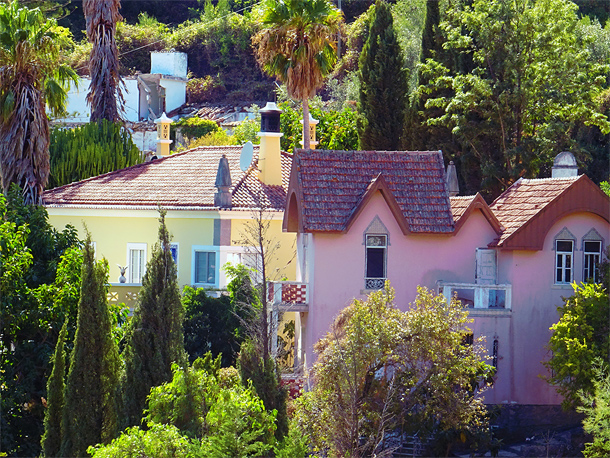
0;1;77;204
418;0;610;198
253;0;342;148
545;282;610;409
358;0;408;150
295;284;494;457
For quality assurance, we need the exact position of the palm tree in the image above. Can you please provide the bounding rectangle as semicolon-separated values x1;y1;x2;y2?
253;0;342;149
84;0;123;123
0;1;77;205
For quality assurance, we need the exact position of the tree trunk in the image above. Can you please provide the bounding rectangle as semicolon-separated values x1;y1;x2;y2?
302;97;311;150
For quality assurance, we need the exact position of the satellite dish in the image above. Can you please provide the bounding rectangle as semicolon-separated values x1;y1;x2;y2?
240;141;254;172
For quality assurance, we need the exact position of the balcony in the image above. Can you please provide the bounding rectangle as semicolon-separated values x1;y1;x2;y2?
437;281;511;311
267;281;309;312
107;283;141;309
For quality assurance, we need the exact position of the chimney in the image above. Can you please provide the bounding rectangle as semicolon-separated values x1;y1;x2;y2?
155;112;173;157
552;151;578;178
214;154;232;208
257;102;283;186
300;113;319;148
446;161;459;197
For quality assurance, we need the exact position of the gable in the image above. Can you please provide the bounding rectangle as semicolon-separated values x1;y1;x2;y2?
284;149;454;234
491;175;610;250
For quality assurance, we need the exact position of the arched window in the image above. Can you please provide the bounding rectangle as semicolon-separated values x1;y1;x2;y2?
582;228;604;283
553;227;576;284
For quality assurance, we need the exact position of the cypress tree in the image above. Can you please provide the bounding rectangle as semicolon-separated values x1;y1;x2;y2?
60;235;120;457
122;211;186;427
357;0;408;151
41;320;68;457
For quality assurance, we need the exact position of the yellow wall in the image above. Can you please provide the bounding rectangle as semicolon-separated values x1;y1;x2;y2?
46;207;296;289
230;215;296;282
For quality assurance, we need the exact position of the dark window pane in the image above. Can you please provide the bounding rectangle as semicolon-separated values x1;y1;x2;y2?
367;247;385;278
584;241;601;253
556;240;573;252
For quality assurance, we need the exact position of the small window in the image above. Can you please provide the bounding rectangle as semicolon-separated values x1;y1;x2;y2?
492;339;499;369
127;243;147;284
195;251;216;284
583;240;602;283
170;243;179;265
555;240;573;283
365;234;386;289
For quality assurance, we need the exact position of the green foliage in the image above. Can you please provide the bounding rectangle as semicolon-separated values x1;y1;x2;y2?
295;284;493;457
601;181;610;196
41;319;67;457
102;356;277;457
419;0;610;198
238;339;288;440
278;101;358;153
122;211;187;427
579;362;610;458
0;188;80;456
186;75;227;103
174;116;221;141
183;285;249;367
170;12;273;101
546;283;610;409
116;13;168;75
178;129;238;149
60;235;121;457
49;120;142;188
274;420;310;458
358;0;409;150
88;423;200;458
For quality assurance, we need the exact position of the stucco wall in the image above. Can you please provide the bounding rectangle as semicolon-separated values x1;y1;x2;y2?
484;212;610;405
301;191;610;407
48;208;218;288
304;191;499;367
56;78;139;123
160;78;187;113
47;208;296;291
230;215;297;282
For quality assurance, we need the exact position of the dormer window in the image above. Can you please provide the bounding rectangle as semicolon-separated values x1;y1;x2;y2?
365;234;386;290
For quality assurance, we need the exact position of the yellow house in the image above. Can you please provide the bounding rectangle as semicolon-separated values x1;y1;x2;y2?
43;104;296;307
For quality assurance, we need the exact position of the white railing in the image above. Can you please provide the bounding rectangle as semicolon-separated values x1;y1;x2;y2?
267;281;309;312
437;281;512;310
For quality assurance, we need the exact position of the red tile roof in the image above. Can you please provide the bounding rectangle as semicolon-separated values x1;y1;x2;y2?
450;195;476;223
43;146;291;211
288;150;454;233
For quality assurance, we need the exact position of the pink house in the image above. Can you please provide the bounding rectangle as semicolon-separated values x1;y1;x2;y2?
276;149;609;410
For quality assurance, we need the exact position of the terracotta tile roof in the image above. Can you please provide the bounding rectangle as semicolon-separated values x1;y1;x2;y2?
450;195;476;224
490;176;580;246
291;150;454;233
43;146;291;211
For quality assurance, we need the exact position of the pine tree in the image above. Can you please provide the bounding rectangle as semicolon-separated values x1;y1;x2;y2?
122;211;186;427
60;235;121;457
41;320;68;457
357;0;408;151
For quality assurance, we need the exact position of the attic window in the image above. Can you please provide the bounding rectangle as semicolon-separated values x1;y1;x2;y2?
555;240;574;284
365;234;386;290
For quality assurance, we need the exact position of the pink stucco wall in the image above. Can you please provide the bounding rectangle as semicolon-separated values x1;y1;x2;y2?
301;191;610;407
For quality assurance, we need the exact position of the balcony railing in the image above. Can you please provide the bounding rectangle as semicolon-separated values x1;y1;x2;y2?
107;283;141;309
437;281;511;310
268;281;309;312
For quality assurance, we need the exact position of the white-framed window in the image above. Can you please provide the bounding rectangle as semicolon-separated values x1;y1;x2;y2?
170;243;179;266
583;240;602;283
192;246;219;287
127;243;147;284
365;234;387;290
555;239;574;284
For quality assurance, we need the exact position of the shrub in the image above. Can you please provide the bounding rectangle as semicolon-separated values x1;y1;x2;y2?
49;120;142;188
186;75;227;103
174;117;221;140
